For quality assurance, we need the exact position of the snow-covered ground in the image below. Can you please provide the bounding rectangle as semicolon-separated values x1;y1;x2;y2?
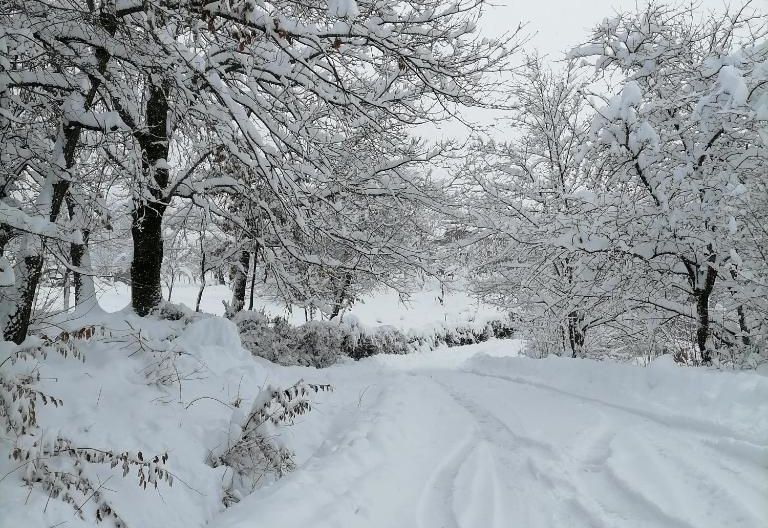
2;309;766;528
91;281;503;331
218;344;768;528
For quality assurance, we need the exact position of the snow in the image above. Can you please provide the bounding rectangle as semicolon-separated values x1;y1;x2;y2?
621;80;643;107
0;201;73;242
3;315;765;528
718;65;748;106
0;256;14;286
213;344;767;528
86;280;503;332
327;0;359;19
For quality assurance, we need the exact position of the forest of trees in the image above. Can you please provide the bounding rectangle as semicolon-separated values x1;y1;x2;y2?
1;0;766;367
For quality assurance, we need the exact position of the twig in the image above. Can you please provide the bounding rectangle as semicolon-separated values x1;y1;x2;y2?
75;476;112;514
185;396;234;410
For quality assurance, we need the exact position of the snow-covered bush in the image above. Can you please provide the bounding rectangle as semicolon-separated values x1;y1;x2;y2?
235;311;517;367
235;311;298;364
150;301;199;324
210;380;332;506
294;321;357;367
347;325;412;360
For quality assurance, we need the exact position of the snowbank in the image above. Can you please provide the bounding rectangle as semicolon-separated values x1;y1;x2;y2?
0;313;314;528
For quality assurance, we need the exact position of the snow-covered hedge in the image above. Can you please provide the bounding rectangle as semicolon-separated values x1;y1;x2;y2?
234;311;517;367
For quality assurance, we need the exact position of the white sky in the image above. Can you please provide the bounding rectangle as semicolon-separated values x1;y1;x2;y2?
482;0;745;61
424;0;753;140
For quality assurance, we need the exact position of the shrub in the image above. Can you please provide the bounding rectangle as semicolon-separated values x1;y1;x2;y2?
234;311;517;367
209;380;332;505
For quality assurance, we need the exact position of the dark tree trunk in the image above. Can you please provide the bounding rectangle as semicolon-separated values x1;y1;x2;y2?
63;269;71;310
196;235;206;312
330;272;353;320
695;290;712;364
682;251;719;365
694;260;718;365
248;251;257;311
167;273;174;302
567;310;585;358
70;234;86;302
3;255;43;343
195;279;205;312
131;83;170;316
131;204;166;315
230;250;250;313
729;267;751;347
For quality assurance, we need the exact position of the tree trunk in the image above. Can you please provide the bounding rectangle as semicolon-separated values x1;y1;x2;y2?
567;310;585;358
695;290;712;364
131;203;166;316
70;235;86;303
729;267;751;348
131;82;170;316
63;270;71;311
71;237;97;309
248;247;260;310
166;272;175;302
330;272;353;320
230;250;250;313
65;196;97;307
736;305;751;347
247;255;256;310
196;235;206;312
3;254;44;343
694;261;718;365
195;278;206;312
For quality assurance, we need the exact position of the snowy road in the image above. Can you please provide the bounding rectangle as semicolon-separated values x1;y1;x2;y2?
214;341;768;528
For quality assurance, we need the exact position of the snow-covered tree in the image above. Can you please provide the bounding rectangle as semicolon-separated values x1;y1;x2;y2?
570;2;768;363
462;59;629;357
1;0;520;341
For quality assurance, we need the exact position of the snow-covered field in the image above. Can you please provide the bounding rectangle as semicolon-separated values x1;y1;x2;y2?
72;280;503;330
2;305;766;528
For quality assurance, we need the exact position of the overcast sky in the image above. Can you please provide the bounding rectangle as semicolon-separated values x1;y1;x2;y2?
482;0;746;61
423;0;753;140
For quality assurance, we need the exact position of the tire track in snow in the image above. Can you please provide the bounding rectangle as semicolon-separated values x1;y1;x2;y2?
428;375;608;528
460;368;762;445
459;365;768;520
416;430;475;528
430;372;706;528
